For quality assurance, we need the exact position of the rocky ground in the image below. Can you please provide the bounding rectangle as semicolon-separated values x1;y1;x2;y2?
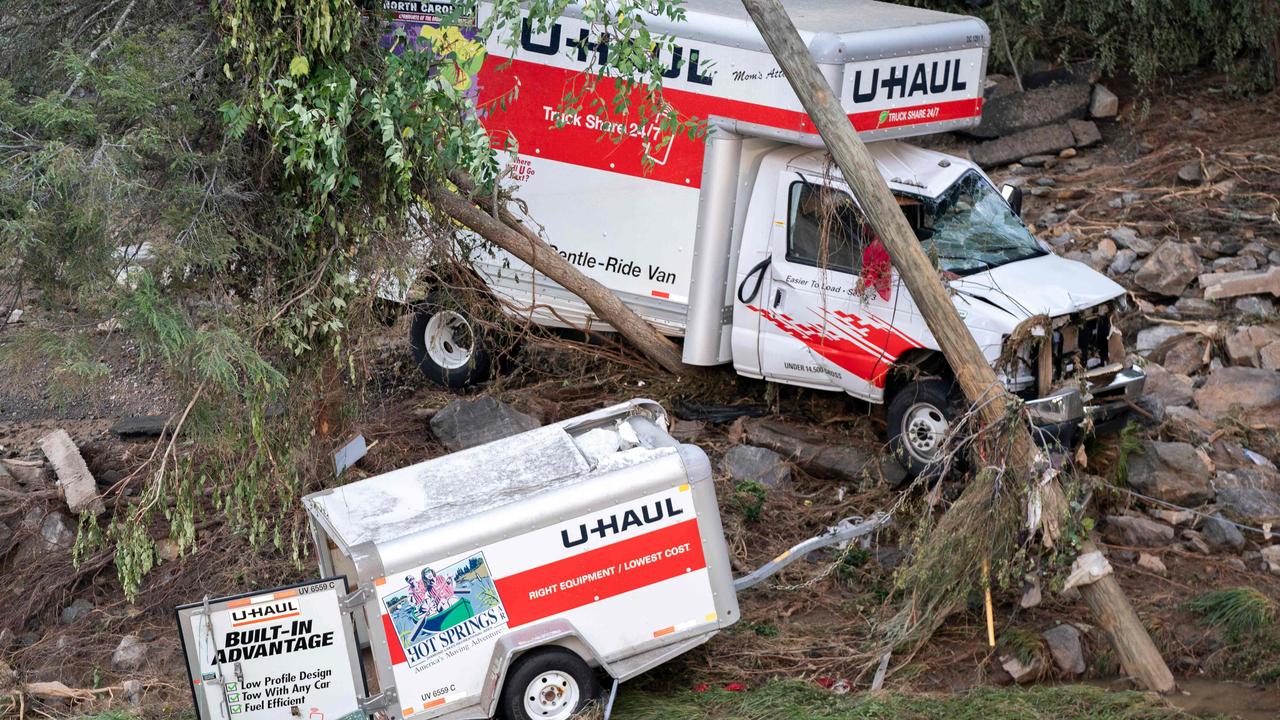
1;75;1279;719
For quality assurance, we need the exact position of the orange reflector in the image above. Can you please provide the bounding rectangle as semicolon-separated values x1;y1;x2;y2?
653;626;675;638
375;577;388;586
273;590;298;600
651;290;670;299
424;698;447;709
227;598;253;609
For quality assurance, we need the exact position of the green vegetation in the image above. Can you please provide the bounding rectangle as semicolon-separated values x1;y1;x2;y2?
908;0;1279;93
733;479;769;522
1188;586;1280;684
611;682;1188;720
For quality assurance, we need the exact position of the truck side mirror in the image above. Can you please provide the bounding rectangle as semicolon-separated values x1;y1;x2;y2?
1001;184;1023;217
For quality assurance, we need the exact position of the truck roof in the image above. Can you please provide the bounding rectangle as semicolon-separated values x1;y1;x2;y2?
786;141;978;198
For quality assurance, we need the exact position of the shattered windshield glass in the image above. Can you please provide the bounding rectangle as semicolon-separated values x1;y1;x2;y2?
901;170;1046;276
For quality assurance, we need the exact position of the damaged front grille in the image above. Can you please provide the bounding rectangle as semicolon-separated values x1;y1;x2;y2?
1004;303;1127;399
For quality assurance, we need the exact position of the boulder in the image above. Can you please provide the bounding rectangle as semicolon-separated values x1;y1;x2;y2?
112;635;147;672
969;83;1091;139
1160;337;1208;376
1261;342;1280;372
970;124;1077;168
1201;513;1245;552
1225;325;1280;367
428;397;541;452
60;598;94;625
1107;227;1153;254
1068;119;1102;147
1090;84;1119;118
721;445;790;488
16;509;75;561
1235;296;1275;317
1136;325;1186;354
1262;545;1280;575
110;414;172;438
1133;242;1202;296
1194;366;1280;424
1108;249;1137;276
1125;441;1214;506
1214;467;1280;525
1164;405;1217;439
1143;363;1194;407
1177;162;1204;185
1042;624;1086;676
1105;515;1175;547
39;429;104;515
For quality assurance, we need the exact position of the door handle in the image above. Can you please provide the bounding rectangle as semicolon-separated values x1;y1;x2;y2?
773;288;784;308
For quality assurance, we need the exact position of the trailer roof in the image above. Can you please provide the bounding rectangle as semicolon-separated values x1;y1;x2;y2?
683;0;969;34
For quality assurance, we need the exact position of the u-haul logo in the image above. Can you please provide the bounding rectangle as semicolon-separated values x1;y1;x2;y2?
231;601;299;624
518;18;713;86
850;56;969;105
561;498;685;548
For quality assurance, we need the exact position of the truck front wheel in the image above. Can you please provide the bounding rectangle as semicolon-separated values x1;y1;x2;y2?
499;647;601;720
887;379;956;477
409;296;493;389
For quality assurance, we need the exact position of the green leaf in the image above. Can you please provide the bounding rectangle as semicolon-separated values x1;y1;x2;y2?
289;55;311;77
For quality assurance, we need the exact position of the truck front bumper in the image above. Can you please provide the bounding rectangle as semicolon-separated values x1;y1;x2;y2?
1024;366;1146;445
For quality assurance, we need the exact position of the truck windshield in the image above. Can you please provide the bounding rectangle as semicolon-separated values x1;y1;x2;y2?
899;171;1045;276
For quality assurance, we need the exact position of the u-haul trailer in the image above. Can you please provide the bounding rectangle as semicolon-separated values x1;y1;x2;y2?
299;399;886;720
407;0;1144;475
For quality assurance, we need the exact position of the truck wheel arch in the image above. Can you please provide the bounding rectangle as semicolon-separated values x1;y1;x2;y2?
884;349;952;402
482;622;611;717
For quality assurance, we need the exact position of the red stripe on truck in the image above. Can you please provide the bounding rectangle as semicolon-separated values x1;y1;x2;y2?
476;57;982;189
749;304;921;388
383;613;409;666
494;518;706;628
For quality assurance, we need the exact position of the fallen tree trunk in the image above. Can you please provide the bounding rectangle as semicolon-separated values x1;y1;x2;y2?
429;185;687;375
739;0;1174;693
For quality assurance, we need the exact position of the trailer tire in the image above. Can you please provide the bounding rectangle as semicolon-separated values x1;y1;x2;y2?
887;379;956;477
408;295;493;389
499;647;601;720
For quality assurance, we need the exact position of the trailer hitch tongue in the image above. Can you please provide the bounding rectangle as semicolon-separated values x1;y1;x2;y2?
732;512;892;592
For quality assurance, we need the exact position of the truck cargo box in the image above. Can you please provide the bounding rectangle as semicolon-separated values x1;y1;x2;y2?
473;0;990;331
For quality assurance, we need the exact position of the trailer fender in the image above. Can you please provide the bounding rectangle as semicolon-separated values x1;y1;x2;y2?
480;619;611;717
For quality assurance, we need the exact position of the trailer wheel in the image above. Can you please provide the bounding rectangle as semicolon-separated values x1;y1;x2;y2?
499;647;600;720
887;379;956;477
408;295;493;389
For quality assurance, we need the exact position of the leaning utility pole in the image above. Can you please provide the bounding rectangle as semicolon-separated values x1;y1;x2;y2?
738;0;1174;693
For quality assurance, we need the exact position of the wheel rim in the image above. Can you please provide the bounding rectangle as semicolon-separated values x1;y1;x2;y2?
522;670;579;720
901;401;949;462
423;310;474;370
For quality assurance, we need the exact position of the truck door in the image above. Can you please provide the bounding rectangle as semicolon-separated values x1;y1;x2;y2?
753;175;922;401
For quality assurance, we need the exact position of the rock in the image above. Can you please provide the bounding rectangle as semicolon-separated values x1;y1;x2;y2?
1200;266;1280;301
1262;545;1280;575
1020;576;1042;609
1020;155;1056;167
1136;325;1186;354
1173;297;1217;319
1213;256;1259;273
1058;147;1077;159
970;83;1091;139
740;418;872;482
1225;326;1280;367
1094;237;1118;261
122;678;144;706
1160;336;1208;376
1000;654;1042;684
1165;405;1217;439
1177;162;1204;185
1202;513;1245;552
669;419;705;442
1194;366;1280;424
112;635;147;671
1126;441;1214;506
16;509;75;561
1182;529;1211;554
429;397;541;452
878;455;910;489
1235;296;1276;317
1137;552;1167;575
721;445;790;488
0;459;46;487
1105;515;1175;547
1133;242;1202;296
970;124;1077;168
1042;624;1086;676
1149;508;1195;526
39;429;104;515
60;598;93;624
1068;118;1102;147
1215;486;1280;526
1143;363;1194;406
110;414;172;438
1260;343;1280;371
1090;84;1119;118
1108;249;1137;276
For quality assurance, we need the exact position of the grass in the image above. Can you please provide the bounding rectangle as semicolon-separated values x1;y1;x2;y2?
610;682;1190;720
1187;586;1276;639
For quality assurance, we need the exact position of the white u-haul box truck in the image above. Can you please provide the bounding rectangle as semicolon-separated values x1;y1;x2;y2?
302;400;738;720
406;0;1144;473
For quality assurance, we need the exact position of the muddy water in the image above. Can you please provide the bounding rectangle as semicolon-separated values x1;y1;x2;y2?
1090;678;1280;719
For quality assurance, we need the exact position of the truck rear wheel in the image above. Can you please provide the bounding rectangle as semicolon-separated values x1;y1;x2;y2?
887;379;956;477
499;647;601;720
408;295;493;389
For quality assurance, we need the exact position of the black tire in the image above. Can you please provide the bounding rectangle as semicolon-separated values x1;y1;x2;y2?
498;647;601;720
887;379;956;477
408;295;493;389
